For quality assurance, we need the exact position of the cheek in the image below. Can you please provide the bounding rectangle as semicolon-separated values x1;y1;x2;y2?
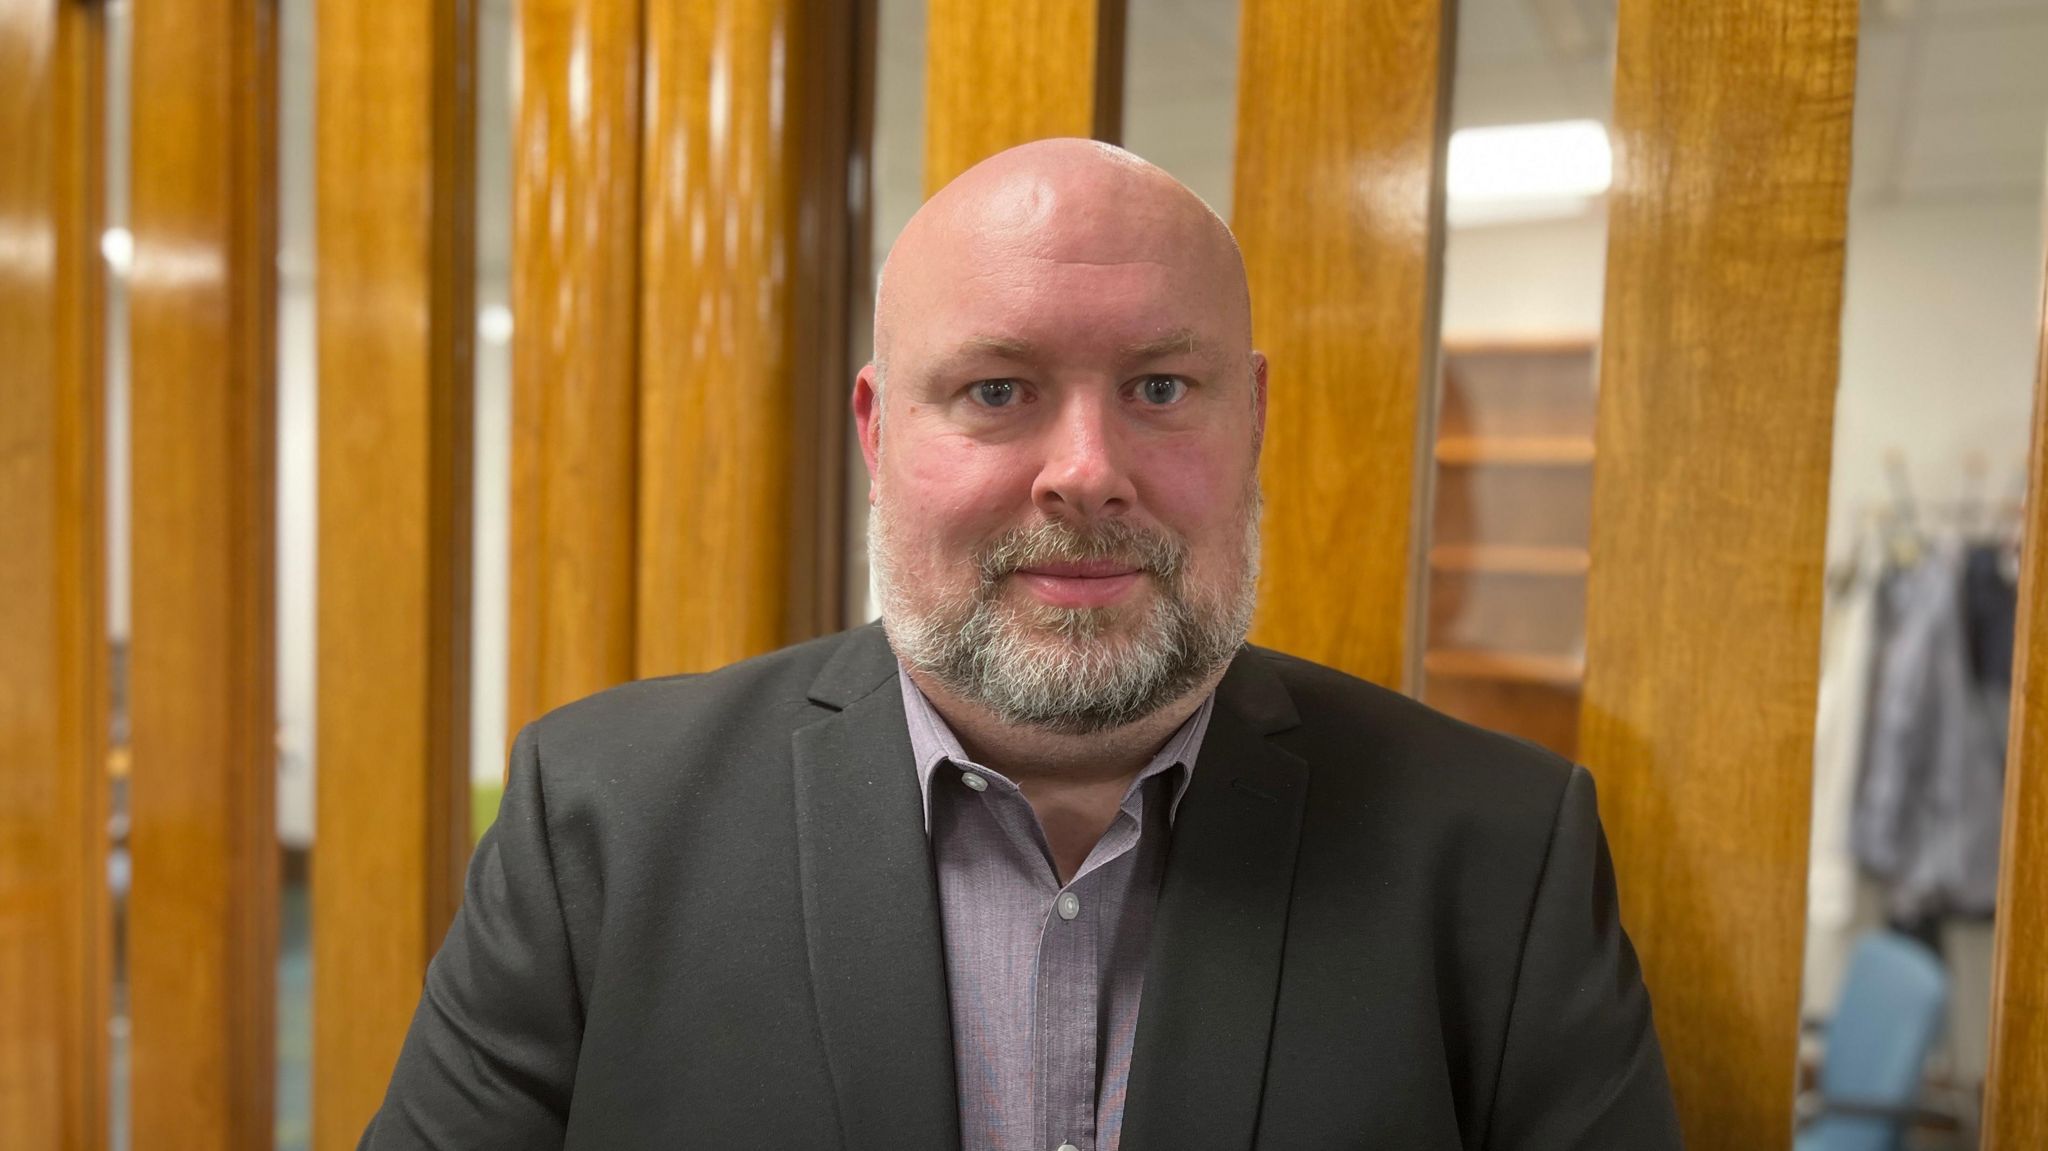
1132;435;1255;551
884;432;1039;552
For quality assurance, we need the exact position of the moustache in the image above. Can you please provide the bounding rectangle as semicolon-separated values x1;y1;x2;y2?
974;518;1187;586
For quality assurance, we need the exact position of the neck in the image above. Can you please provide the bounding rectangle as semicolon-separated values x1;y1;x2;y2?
903;664;1227;786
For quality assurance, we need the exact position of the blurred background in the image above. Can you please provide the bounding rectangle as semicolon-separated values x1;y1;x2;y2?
5;0;2047;1148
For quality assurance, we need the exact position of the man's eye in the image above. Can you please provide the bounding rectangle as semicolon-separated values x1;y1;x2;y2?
1136;376;1188;405
971;380;1020;408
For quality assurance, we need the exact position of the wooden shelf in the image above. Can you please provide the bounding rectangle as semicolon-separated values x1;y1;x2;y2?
1434;435;1595;466
1429;544;1590;576
1423;648;1584;687
1441;333;1599;357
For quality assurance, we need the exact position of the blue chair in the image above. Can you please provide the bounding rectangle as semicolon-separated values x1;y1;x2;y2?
1796;931;1951;1151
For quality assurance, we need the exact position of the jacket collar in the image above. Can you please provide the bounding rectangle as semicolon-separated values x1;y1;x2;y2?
792;624;961;1150
1123;647;1310;1149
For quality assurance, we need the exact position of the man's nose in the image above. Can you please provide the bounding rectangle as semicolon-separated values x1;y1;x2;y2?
1032;392;1138;522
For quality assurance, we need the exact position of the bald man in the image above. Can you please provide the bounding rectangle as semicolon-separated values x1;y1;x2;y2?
363;140;1679;1150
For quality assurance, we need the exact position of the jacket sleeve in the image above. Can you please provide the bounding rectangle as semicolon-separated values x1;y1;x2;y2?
1485;765;1684;1149
359;724;584;1149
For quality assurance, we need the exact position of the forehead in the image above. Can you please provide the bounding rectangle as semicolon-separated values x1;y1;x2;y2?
895;194;1242;367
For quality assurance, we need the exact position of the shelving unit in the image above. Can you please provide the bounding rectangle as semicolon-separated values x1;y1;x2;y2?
1422;336;1599;759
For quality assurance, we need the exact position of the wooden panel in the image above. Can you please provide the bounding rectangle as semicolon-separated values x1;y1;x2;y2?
313;0;475;1144
1576;2;1855;1146
126;0;279;1144
1234;0;1452;690
506;0;642;743
1437;341;1598;440
1983;259;2048;1145
0;3;109;1147
923;0;1125;195
1427;569;1586;655
1430;466;1593;549
635;0;856;677
1423;678;1581;760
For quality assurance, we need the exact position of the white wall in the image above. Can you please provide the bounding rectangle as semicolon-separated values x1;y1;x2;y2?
1829;197;2043;556
276;0;317;846
1440;211;1608;340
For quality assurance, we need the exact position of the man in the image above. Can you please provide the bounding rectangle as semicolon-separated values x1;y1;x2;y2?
364;139;1679;1149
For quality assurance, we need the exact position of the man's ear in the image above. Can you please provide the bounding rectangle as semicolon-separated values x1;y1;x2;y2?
1250;351;1269;461
852;364;883;496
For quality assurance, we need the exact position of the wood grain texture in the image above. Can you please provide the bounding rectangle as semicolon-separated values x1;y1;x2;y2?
0;4;109;1147
1983;259;2048;1145
126;0;279;1145
1234;0;1452;690
1577;1;1856;1145
313;0;475;1144
506;0;642;744
922;0;1124;195
635;0;855;677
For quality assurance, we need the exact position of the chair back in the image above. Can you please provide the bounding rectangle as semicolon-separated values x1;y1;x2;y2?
1803;931;1950;1151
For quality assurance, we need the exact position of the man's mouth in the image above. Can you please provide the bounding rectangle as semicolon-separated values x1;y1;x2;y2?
1010;561;1146;609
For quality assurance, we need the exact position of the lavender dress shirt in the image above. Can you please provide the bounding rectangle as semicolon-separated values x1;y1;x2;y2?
899;670;1212;1151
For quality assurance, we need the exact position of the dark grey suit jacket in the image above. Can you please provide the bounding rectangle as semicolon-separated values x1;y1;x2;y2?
363;624;1680;1149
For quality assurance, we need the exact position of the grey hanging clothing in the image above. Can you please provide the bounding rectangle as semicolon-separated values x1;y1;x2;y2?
1851;542;2008;921
1964;543;2018;689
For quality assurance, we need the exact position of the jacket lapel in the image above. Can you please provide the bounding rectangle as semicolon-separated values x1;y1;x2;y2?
792;627;962;1151
1123;648;1309;1151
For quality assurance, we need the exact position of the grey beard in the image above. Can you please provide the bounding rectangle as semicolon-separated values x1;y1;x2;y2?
871;500;1260;735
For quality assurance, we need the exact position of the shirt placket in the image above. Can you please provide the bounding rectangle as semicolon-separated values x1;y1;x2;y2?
942;753;1163;1151
1037;799;1148;1151
1036;871;1098;1151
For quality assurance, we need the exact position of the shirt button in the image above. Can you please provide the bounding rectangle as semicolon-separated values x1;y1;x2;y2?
1056;892;1081;920
1057;1145;1081;1151
960;771;988;792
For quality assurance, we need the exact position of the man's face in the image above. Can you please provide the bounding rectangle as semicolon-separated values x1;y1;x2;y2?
858;166;1266;733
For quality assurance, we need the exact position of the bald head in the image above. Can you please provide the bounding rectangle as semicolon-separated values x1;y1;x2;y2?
873;139;1252;373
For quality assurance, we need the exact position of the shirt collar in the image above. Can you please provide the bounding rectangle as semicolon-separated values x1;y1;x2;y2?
897;663;1212;834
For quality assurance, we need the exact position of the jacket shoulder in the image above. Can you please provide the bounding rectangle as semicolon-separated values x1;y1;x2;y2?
1247;644;1578;836
521;628;865;777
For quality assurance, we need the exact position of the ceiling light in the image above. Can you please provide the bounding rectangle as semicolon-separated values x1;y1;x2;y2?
101;227;133;276
1446;119;1612;227
478;304;514;344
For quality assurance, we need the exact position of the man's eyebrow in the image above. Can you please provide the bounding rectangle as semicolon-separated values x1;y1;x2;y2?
956;336;1037;359
1120;329;1201;362
930;330;1206;372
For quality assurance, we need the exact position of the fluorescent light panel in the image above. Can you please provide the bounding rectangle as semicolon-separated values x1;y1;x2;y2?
1446;119;1611;226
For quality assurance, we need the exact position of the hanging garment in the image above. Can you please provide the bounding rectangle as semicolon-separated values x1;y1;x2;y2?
1802;550;1882;1014
1964;543;2018;688
1809;553;1880;931
1852;542;2007;920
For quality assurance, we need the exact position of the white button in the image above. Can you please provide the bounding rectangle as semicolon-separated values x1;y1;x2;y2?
1056;892;1081;920
960;771;989;792
1057;1144;1081;1151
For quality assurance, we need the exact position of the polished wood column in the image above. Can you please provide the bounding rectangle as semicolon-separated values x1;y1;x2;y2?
126;0;279;1144
1233;0;1453;689
507;0;642;741
634;0;856;676
923;0;1126;194
0;3;108;1147
312;0;476;1144
1985;261;2048;1144
1577;2;1856;1146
